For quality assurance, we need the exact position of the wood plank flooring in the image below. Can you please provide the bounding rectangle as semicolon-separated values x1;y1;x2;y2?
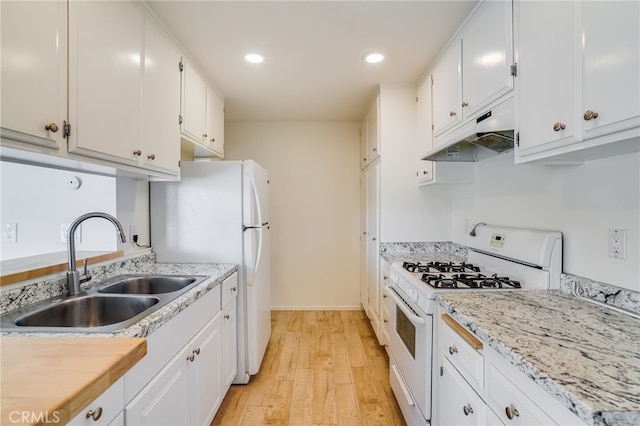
212;310;406;426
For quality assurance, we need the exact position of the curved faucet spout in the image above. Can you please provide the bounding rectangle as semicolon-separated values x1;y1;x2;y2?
67;212;127;295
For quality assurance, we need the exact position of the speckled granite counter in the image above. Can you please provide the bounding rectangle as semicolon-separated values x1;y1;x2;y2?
436;290;640;426
379;241;467;264
0;252;237;338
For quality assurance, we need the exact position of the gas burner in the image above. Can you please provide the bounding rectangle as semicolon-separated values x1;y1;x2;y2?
423;261;481;273
455;273;521;289
421;273;460;289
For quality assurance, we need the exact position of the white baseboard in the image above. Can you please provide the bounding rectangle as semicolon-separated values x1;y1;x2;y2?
270;305;363;311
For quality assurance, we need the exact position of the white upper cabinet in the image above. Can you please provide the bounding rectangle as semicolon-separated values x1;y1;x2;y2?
514;1;577;155
180;58;225;158
0;0;66;151
461;0;514;118
433;0;513;141
581;1;640;140
432;41;463;137
142;18;181;174
515;0;640;163
68;1;181;176
360;94;380;169
206;86;225;157
180;57;208;146
416;76;434;184
68;0;144;164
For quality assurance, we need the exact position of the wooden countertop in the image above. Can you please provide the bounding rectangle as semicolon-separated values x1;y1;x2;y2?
0;337;146;425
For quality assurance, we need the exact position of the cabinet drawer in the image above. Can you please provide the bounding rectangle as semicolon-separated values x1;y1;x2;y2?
441;314;484;391
486;362;554;425
221;272;238;308
69;377;124;426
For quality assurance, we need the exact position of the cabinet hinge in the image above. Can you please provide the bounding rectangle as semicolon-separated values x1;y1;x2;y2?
178;115;183;125
510;63;518;77
432;124;434;131
179;60;184;72
440;366;444;376
416;96;419;103
516;131;520;147
62;120;71;138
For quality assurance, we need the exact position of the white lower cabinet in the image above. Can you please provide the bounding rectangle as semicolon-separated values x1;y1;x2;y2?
438;358;485;426
69;377;124;426
434;309;586;426
123;272;238;426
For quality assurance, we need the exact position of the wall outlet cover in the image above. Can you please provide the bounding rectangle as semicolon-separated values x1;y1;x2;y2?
608;229;627;260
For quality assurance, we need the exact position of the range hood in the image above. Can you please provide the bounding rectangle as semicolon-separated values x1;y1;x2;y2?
422;98;514;162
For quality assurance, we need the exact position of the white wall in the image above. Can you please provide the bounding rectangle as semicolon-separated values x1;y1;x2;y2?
379;84;453;242
225;121;361;309
450;152;640;291
116;177;151;256
0;162;118;260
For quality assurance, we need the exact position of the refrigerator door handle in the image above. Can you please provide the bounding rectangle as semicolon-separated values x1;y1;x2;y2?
246;228;263;287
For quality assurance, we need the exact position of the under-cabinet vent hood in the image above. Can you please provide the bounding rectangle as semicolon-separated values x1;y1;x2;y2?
422;98;514;162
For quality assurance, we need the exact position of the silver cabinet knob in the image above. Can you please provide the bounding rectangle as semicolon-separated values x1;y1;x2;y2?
187;353;195;362
423;170;429;175
372;237;377;241
449;111;457;117
505;404;520;420
231;286;237;292
583;110;599;121
132;149;142;156
86;407;103;421
463;404;473;416
449;346;458;355
553;122;566;132
193;348;201;355
147;153;155;160
461;102;469;108
210;137;215;142
383;319;389;324
224;314;231;319
203;133;208;138
45;123;59;132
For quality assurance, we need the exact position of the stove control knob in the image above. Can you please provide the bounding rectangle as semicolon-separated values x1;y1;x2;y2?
390;273;399;284
408;288;419;303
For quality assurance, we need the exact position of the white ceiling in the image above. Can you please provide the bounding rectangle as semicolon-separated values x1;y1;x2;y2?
147;1;477;122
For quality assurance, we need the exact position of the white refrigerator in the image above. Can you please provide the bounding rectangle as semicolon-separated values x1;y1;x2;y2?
150;160;271;384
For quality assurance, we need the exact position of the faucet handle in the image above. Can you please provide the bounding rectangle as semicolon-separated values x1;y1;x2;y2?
80;259;92;284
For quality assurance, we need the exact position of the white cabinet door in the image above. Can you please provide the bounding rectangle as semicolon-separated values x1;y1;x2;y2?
180;57;207;146
125;346;191;426
222;298;238;393
68;0;143;164
438;359;486;426
365;160;380;338
0;0;66;151
432;40;462;137
581;1;640;139
416;76;434;184
190;313;223;426
359;168;368;313
367;96;380;162
515;0;577;156
461;0;513;118
205;86;225;157
142;18;181;174
360;119;368;169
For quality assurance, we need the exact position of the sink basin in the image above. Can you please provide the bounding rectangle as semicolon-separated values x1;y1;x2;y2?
98;275;203;295
15;295;159;328
0;274;209;333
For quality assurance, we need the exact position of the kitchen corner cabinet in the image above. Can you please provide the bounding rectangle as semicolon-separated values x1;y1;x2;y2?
68;1;180;176
379;260;391;350
360;95;380;169
515;0;640;164
433;308;586;426
433;0;513;142
0;0;66;152
416;76;474;186
179;58;225;158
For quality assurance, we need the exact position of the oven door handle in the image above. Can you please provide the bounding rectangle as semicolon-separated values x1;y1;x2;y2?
384;285;426;326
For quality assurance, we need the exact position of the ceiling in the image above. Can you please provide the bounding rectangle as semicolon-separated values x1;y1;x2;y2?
147;1;477;122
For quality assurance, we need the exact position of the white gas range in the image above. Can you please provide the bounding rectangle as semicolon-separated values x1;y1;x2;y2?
385;225;563;425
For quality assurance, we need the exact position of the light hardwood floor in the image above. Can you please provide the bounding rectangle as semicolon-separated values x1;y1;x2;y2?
212;310;406;426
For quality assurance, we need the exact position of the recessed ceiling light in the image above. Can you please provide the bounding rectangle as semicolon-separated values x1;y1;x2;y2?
245;53;264;64
363;52;384;64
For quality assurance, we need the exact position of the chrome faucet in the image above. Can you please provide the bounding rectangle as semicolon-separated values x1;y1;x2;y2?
67;212;127;295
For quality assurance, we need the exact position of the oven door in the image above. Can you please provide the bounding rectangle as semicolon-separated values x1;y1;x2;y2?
385;284;432;422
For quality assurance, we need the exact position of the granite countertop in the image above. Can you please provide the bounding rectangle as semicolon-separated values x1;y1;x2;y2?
1;262;238;338
436;290;640;426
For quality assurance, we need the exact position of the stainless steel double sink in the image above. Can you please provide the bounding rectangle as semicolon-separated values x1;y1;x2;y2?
0;274;208;333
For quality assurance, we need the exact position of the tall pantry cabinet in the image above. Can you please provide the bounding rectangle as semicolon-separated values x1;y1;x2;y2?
360;84;446;345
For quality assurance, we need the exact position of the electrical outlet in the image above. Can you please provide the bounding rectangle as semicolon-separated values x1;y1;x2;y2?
608;229;627;260
61;223;82;243
3;223;18;243
129;225;137;242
